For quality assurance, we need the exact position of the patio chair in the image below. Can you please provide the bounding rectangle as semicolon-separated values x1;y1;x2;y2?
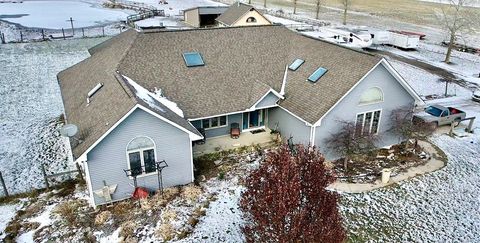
230;122;240;139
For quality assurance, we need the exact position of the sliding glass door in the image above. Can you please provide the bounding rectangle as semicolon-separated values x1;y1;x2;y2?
242;109;266;130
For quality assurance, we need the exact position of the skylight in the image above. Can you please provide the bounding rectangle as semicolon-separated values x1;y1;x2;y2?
307;67;328;83
288;59;304;71
183;52;204;67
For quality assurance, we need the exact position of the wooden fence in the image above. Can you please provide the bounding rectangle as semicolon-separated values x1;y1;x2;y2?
0;25;127;44
0;163;84;197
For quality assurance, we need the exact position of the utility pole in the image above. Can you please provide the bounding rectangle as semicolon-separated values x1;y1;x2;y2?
67;17;75;35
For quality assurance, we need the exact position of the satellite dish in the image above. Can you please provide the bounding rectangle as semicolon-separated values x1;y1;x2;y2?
59;124;78;137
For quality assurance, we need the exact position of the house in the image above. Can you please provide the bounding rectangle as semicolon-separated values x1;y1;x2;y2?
216;2;272;27
57;25;422;207
183;6;229;28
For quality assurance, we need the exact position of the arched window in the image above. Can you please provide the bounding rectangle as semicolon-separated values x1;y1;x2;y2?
246;17;257;23
359;87;384;105
127;137;156;176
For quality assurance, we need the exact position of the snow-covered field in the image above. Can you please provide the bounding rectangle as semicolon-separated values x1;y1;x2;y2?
0;0;132;29
0;37;108;196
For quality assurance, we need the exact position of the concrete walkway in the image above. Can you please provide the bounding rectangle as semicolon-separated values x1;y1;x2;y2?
329;140;447;193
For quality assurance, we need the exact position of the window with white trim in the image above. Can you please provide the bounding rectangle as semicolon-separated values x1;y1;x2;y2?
359;87;384;105
127;137;156;176
201;116;227;129
355;110;381;136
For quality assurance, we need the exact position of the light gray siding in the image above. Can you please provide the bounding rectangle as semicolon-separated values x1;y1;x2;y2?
191;113;242;138
268;107;311;144
254;92;279;109
87;108;193;206
314;64;415;159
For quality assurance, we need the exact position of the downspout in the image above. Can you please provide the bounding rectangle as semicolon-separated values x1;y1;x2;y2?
311;125;316;147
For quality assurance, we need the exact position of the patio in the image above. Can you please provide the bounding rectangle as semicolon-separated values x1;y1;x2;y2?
192;128;278;156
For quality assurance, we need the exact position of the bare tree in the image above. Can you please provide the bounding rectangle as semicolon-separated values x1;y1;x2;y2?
436;0;479;63
341;0;352;25
316;0;322;19
389;107;435;149
264;0;267;8
325;120;378;172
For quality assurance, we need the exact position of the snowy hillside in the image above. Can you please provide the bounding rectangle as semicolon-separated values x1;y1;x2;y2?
0;38;108;196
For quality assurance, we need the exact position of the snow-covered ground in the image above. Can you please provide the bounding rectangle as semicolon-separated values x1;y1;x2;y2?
341;97;480;241
419;0;480;7
380;43;480;86
389;59;472;98
0;204;19;239
130;0;225;16
0;37;108;196
0;0;132;29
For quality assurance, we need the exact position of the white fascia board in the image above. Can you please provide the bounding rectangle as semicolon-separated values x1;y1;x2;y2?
380;58;424;105
278;106;313;127
313;58;424;127
137;105;203;141
76;105;202;161
76;105;139;162
248;88;284;111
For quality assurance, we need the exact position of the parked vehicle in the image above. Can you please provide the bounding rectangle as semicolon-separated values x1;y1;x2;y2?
473;91;480;102
413;105;466;127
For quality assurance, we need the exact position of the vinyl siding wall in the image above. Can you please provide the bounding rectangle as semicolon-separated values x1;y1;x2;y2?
314;64;415;159
184;8;200;27
87;108;193;206
254;92;279;109
191;113;243;138
268;107;311;144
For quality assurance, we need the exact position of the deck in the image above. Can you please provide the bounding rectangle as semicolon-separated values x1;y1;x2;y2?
192;128;278;156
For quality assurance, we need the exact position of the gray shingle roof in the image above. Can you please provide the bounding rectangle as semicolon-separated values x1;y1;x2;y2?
58;25;381;159
215;3;261;26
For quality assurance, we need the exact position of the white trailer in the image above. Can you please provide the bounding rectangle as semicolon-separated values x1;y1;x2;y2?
389;31;420;49
371;30;420;49
371;31;391;45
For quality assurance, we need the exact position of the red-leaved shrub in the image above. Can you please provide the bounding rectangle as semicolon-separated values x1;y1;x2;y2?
241;144;345;242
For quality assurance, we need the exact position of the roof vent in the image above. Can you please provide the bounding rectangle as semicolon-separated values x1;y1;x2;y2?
307;67;328;83
87;83;103;104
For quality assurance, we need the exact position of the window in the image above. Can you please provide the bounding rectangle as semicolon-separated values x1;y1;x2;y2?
307;67;328;83
355;110;381;136
246;17;257;23
359;87;384;105
183;52;204;67
202;116;227;129
288;59;305;71
127;137;156;176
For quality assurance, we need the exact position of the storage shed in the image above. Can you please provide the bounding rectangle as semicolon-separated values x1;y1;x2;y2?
183;6;229;28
